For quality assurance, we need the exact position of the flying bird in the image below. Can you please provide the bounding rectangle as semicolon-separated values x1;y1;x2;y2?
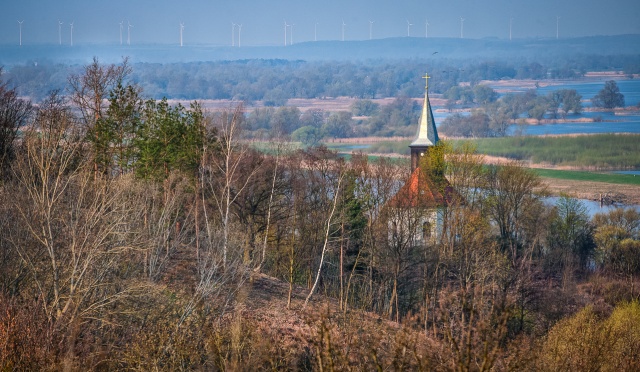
432;51;438;55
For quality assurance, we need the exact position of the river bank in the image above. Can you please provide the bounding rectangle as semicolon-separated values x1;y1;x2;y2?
540;177;640;206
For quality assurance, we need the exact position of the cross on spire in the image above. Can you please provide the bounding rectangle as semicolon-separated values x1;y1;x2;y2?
422;73;431;91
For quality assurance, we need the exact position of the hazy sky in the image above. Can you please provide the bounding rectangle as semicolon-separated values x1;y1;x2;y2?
1;0;639;46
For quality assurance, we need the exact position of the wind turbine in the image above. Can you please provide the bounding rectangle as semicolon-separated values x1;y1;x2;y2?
58;21;63;45
284;21;288;46
369;20;374;40
460;17;465;39
17;21;24;46
425;19;429;38
119;21;123;45
341;20;346;41
70;22;74;46
407;20;413;37
509;17;513;41
127;21;133;45
180;22;184;47
231;22;236;46
237;24;242;47
315;22;319;41
556;16;560;39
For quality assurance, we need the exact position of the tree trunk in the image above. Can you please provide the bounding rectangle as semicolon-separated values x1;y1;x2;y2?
339;221;344;310
256;149;279;273
304;174;343;309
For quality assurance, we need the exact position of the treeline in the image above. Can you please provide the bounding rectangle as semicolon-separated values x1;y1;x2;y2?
5;53;640;103
245;95;421;142
276;85;583;142
440;87;583;137
5;58;514;102
1;59;640;369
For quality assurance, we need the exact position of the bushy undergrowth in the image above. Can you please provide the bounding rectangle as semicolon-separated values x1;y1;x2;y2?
539;301;640;371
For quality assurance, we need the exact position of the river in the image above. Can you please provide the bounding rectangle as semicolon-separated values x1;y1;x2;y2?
545;196;640;218
436;79;640;136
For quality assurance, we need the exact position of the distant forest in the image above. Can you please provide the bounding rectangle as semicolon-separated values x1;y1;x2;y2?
3;53;640;102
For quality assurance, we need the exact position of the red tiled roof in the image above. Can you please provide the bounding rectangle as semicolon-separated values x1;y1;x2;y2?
388;167;458;209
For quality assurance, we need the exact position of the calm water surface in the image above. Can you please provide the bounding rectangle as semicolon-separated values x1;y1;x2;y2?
474;80;640;136
611;170;640;176
535;80;640;107
545;196;640;218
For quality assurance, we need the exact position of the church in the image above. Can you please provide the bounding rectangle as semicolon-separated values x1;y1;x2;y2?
387;73;457;245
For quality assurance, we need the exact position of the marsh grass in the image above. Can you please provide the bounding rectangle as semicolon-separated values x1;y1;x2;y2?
466;134;640;170
531;168;640;185
329;135;640;170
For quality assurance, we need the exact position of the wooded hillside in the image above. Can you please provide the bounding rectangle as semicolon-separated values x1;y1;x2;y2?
1;59;639;371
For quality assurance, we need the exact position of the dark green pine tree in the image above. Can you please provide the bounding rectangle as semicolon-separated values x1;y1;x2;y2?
134;98;208;180
89;82;143;176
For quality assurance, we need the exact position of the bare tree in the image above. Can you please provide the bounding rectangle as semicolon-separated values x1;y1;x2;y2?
137;174;194;281
304;169;345;308
68;57;132;127
10;92;140;324
203;104;259;268
0;69;33;177
484;161;544;260
380;198;426;322
254;141;287;273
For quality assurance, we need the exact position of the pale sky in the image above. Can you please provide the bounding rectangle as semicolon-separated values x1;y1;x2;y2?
1;0;639;46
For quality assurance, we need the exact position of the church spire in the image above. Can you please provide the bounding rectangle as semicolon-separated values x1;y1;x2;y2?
409;72;439;171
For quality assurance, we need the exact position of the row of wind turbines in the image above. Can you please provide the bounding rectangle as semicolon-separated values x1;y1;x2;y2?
16;20;134;47
275;16;564;46
13;16;564;47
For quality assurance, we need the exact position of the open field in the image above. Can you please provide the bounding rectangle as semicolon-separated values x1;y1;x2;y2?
174;96;448;113
466;134;640;170
479;73;639;92
532;169;640;185
326;134;640;170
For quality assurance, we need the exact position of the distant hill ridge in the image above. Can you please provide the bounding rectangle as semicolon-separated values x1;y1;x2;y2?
1;34;639;65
